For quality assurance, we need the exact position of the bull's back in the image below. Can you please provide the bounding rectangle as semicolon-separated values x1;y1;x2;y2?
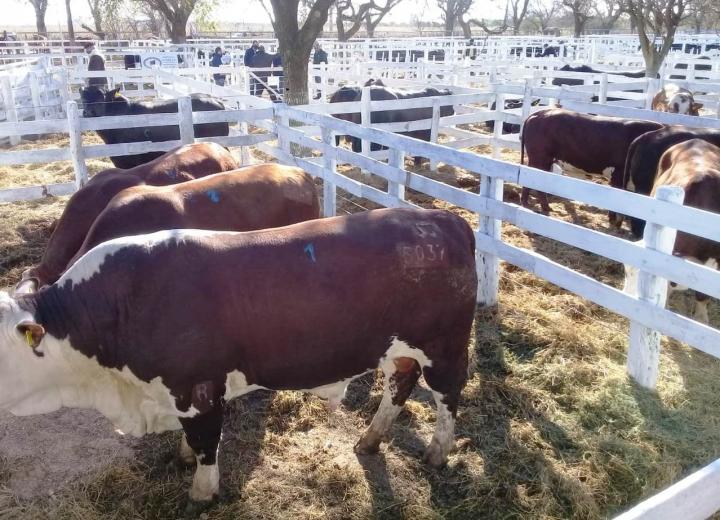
132;143;237;184
74;209;477;387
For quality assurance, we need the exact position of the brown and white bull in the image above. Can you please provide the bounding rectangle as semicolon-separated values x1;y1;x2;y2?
0;208;477;502
17;142;237;292
623;139;720;324
520;108;663;214
65;164;320;268
651;84;703;115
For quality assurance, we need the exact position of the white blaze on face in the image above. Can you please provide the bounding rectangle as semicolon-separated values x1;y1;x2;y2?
667;92;692;114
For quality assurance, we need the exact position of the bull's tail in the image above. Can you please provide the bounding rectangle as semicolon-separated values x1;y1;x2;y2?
623;135;641;191
520;120;526;166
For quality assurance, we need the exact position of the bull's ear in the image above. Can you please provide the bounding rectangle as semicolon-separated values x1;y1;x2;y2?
107;87;122;101
692;102;704;112
16;321;46;357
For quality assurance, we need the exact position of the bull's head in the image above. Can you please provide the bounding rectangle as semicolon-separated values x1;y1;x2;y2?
80;86;107;117
667;91;703;115
0;291;55;414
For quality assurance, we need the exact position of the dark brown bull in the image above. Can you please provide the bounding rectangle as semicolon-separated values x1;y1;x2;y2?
620;126;720;236
624;139;720;324
520;108;663;214
67;164;320;267
0;207;477;502
17;143;237;291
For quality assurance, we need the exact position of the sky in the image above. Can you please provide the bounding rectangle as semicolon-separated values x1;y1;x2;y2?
5;0;506;30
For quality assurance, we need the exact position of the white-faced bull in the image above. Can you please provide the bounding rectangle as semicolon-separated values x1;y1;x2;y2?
0;208;477;502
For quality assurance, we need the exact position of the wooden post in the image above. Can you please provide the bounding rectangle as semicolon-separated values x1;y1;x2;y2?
599;73;608;104
388;147;406;206
29;71;42;120
2;77;20;145
492;91;504;159
477;175;503;307
627;186;685;389
429;98;441;171
177;96;194;145
321;127;337;217
645;78;659;110
360;86;371;160
238;102;251;166
66;101;88;189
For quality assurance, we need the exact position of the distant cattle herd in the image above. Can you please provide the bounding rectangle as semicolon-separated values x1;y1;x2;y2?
0;68;718;505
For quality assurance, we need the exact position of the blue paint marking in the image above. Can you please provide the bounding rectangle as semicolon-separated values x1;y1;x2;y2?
167;168;178;180
304;243;317;263
207;190;220;203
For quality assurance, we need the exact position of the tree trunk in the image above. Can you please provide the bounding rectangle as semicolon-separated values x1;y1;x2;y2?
365;11;375;38
35;9;48;37
169;13;189;43
65;0;75;42
444;14;455;36
283;51;309;106
573;15;586;38
459;17;472;38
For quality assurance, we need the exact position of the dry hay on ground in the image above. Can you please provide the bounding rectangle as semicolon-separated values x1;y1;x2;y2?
0;141;719;520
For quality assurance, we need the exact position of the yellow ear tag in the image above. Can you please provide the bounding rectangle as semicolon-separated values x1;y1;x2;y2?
25;329;34;347
114;90;122;99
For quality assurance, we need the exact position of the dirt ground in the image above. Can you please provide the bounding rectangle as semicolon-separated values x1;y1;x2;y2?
0;132;719;520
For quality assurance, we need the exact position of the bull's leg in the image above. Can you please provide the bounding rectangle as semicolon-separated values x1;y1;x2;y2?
179;400;225;502
538;192;551;214
178;434;196;466
520;187;531;208
421;356;467;467
354;357;421;455
694;292;711;325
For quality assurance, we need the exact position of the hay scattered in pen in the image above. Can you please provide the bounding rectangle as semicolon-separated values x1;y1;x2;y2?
0;137;719;520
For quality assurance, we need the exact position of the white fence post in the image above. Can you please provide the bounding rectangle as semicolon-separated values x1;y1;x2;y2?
627;185;685;389
321;127;337;217
599;73;608;104
645;78;659;110
29;71;42;120
477;174;503;307
238;101;251;166
66;101;88;189
2;77;20;146
177;96;194;145
492;91;504;159
388;147;406;206
360;86;371;162
429;98;441;171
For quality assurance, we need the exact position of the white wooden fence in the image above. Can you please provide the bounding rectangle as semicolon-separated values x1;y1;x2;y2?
1;60;720;516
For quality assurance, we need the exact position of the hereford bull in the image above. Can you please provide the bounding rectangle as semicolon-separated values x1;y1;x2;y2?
17;143;237;292
80;86;229;169
623;139;720;324
66;164;320;267
520;108;663;214
619;126;720;236
0;207;477;502
651;84;703;115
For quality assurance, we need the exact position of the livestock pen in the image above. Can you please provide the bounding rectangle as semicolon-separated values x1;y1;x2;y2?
1;58;720;519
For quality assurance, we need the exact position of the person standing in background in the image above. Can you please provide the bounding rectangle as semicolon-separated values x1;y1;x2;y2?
245;40;259;94
85;41;108;88
312;41;328;100
210;46;226;86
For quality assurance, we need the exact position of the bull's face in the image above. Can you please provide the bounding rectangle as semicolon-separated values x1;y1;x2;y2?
0;291;52;414
80;86;107;118
666;92;702;115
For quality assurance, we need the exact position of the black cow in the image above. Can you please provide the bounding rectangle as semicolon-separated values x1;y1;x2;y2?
80;86;229;169
621;126;720;237
329;83;454;165
551;64;647;87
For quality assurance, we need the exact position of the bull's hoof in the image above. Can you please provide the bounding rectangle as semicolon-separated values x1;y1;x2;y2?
422;440;448;468
354;433;381;455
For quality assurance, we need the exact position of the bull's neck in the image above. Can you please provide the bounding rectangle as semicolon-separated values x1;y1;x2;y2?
26;284;103;362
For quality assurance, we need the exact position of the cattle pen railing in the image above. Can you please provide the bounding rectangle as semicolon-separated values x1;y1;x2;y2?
261;104;720;520
2;91;720;517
